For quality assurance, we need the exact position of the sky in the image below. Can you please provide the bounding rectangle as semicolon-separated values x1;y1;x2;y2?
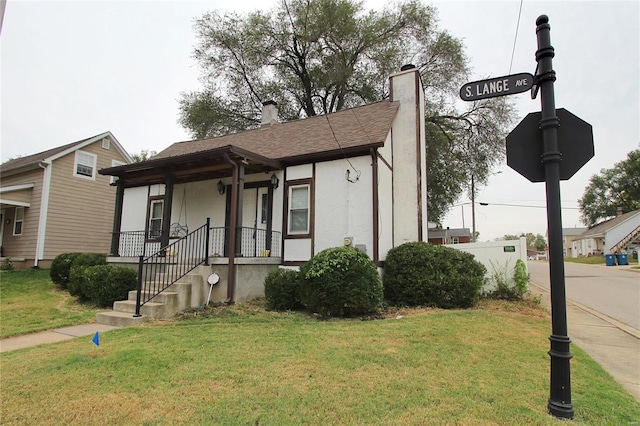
1;0;638;242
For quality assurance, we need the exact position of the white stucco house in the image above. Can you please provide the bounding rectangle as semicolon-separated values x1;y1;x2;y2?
99;66;427;314
571;209;640;257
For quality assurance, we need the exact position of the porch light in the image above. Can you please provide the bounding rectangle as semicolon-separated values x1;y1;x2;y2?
270;173;279;189
217;180;225;195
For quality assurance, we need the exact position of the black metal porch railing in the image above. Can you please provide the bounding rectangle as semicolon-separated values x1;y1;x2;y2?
115;227;281;259
209;227;281;258
134;219;210;316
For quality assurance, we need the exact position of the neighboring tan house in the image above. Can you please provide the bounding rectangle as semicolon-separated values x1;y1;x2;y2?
572;209;640;257
0;132;132;268
562;227;587;257
100;66;428;305
428;228;471;245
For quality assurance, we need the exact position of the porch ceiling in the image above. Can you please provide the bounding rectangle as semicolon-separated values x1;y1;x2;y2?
100;145;282;187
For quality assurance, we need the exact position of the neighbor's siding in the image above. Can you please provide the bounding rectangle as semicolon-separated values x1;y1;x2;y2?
0;169;43;260
43;141;127;260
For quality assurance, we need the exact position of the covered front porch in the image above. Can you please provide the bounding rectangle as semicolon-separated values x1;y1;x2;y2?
100;145;285;304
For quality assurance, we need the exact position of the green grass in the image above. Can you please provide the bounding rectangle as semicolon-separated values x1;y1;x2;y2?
0;269;100;338
1;300;638;425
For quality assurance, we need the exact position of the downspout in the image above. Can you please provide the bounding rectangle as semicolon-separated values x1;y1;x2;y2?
35;161;52;267
224;153;238;303
370;148;379;264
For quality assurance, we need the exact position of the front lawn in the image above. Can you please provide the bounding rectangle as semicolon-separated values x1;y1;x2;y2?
0;269;100;338
1;300;638;425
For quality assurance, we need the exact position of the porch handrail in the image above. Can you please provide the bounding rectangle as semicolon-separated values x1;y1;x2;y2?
134;218;210;317
209;226;282;258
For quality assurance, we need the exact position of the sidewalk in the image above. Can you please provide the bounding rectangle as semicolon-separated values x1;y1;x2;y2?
529;281;640;402
0;323;119;353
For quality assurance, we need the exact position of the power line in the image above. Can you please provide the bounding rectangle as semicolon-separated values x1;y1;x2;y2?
508;0;525;75
478;202;580;210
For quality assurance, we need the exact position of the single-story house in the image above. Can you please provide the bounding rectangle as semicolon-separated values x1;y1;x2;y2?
100;66;428;307
0;132;132;268
562;227;587;257
428;227;471;245
572;209;640;257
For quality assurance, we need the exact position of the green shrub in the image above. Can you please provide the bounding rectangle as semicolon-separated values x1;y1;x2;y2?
0;257;15;271
81;265;137;307
50;253;82;288
67;253;107;299
383;242;486;309
299;246;383;317
484;259;529;301
264;268;303;311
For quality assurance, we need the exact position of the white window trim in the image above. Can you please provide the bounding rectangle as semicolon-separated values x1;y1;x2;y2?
287;184;310;235
110;160;126;184
102;138;111;150
73;150;97;180
148;199;164;239
13;206;24;236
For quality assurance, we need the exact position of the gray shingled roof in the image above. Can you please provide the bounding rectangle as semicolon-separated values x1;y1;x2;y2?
0;138;92;173
578;210;640;238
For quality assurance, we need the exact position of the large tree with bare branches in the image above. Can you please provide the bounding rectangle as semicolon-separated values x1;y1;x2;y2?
179;0;515;223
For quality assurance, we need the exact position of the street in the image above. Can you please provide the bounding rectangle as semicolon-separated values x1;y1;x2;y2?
527;260;640;330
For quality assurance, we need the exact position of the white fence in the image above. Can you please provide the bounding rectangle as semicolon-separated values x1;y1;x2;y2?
445;237;528;291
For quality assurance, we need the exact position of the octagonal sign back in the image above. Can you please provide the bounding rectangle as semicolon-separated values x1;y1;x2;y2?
506;108;594;183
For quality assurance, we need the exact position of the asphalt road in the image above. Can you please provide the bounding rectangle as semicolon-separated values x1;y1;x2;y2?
527;260;640;330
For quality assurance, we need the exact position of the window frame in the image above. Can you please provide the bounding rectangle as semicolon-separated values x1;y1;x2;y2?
73;150;97;180
286;182;311;237
13;207;24;236
146;196;164;241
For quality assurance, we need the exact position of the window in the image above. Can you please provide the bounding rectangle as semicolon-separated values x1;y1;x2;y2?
288;184;310;234
74;150;97;179
13;207;24;236
148;199;163;239
261;193;268;224
452;236;459;244
102;138;110;150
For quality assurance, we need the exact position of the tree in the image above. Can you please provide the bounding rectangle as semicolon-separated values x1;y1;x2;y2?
579;149;640;227
131;149;157;163
179;0;515;222
500;232;546;251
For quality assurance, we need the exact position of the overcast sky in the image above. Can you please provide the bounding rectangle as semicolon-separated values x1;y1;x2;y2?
1;0;638;242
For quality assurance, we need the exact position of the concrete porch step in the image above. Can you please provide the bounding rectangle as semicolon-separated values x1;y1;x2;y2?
113;300;172;319
96;311;149;327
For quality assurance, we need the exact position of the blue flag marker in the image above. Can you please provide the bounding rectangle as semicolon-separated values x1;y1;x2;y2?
92;331;100;346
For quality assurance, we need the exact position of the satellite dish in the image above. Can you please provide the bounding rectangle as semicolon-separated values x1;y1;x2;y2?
207;273;220;286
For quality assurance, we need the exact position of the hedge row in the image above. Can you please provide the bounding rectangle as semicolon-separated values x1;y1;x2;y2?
265;242;489;317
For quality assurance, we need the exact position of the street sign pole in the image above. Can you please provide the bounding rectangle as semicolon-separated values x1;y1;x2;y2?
535;15;574;419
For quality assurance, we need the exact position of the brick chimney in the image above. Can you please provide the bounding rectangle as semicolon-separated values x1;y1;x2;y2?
261;100;278;126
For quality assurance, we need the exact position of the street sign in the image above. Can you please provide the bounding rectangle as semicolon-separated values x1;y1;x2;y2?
506;108;594;182
460;73;534;101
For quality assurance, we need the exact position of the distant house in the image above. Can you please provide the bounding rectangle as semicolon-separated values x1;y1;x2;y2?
428;228;471;245
571;210;640;257
562;227;587;257
0;132;132;268
100;67;428;305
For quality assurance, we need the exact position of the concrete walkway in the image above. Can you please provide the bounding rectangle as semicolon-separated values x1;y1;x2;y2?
0;323;119;353
529;281;640;402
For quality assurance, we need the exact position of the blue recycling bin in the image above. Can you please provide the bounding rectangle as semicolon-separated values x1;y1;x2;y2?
617;254;628;266
605;254;616;266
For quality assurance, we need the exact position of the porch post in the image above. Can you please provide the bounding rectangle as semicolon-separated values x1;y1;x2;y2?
235;163;245;257
110;180;125;256
161;175;175;249
265;185;274;254
224;154;238;302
